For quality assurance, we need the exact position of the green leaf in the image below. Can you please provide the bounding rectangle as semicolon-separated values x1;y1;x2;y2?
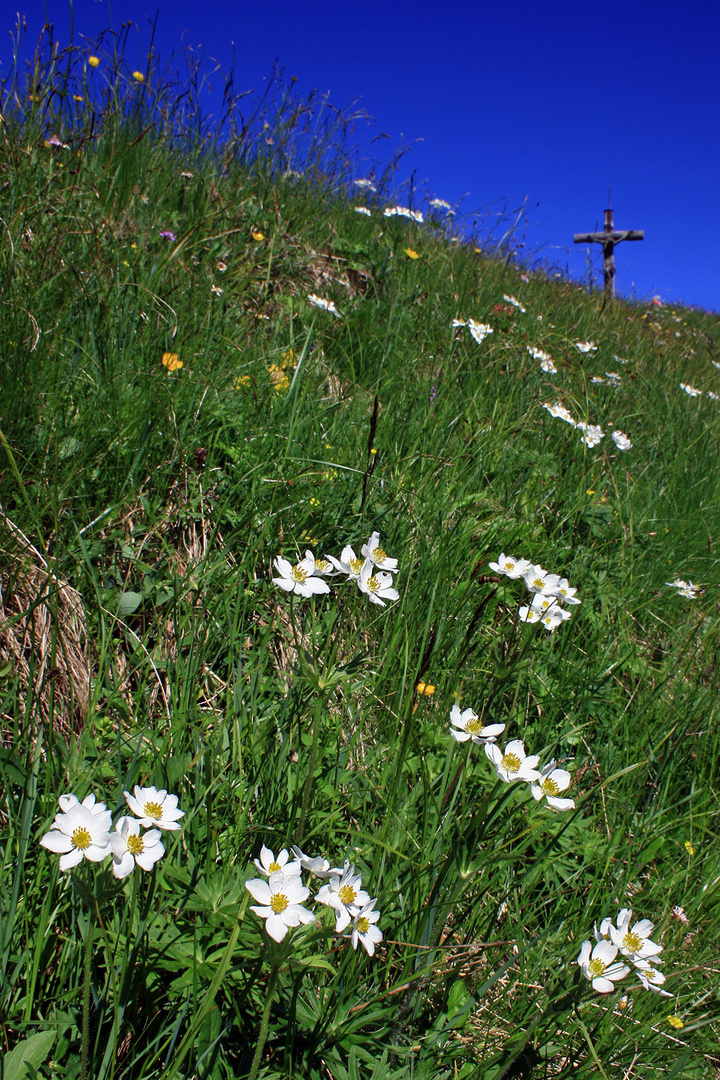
118;590;143;615
2;1030;55;1080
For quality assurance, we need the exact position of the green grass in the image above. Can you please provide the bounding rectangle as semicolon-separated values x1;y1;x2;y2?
1;22;719;1080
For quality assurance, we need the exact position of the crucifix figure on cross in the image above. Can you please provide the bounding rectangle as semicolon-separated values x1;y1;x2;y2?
574;197;644;299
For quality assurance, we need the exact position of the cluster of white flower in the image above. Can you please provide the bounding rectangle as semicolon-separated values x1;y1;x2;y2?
575;341;597;354
527;346;555;373
590;371;621;387
449;708;575;811
354;206;372;217
383;206;424;223
354;178;377;192
680;381;718;402
308;294;342;318
272;533;400;608
578;908;670;996
542;403;631;451
452;317;494;345
665;577;699;599
489;553;581;632
39;786;184;878
245;845;383;954
503;294;526;312
429;197;454;214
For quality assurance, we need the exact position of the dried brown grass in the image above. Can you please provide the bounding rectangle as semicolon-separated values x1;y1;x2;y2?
0;510;89;741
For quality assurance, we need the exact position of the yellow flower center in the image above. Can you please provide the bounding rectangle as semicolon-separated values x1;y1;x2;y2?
270;892;289;914
622;931;643;953
349;557;363;575
315;559;330;572
291;565;308;584
465;718;483;736
367;575;380;593
144;801;163;819
338;884;357;906
505;561;515;571
541;777;559;796
127;833;144;855
374;547;387;563
268;860;281;873
502;752;521;773
72;827;92;850
356;917;370;934
531;577;545;589
588;957;606;977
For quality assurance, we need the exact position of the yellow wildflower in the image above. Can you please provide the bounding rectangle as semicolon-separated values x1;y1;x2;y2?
280;348;294;368
416;683;436;696
668;1016;684;1030
236;375;252;389
88;56;100;68
685;841;694;856
73;95;84;102
268;364;289;392
132;71;144;83
404;247;419;259
252;229;264;242
162;352;182;371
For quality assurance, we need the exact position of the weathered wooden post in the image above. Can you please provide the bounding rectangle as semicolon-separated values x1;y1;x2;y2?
574;200;644;300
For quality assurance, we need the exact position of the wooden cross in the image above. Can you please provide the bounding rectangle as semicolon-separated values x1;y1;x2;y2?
574;202;644;299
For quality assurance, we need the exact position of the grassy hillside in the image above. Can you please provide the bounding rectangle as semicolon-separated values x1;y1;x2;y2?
1;27;719;1080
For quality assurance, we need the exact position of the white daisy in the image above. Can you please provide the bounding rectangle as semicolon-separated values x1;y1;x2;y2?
531;762;575;811
357;560;400;607
245;871;316;942
316;862;371;932
484;739;541;783
272;553;332;597
611;430;632;451
350;899;384;956
361;531;398;572
123;786;185;831
110;817;165;878
39;793;112;871
449;704;505;745
577;939;630;993
308;294;341;318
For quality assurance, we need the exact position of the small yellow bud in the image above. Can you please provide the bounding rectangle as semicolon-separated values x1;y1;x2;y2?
88;55;100;68
132;71;144;83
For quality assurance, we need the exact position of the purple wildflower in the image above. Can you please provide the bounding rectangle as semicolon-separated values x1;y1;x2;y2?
159;230;176;242
429;385;437;403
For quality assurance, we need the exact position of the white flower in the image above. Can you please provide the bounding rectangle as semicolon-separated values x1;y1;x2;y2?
484;739;541;783
429;198;453;212
577;939;630;993
531;762;575;811
503;294;526;312
635;961;672;996
548;578;581;605
361;532;398;572
272;553;332;597
527;347;551;362
575;341;597;354
246;870;316;942
707;391;719;401
110;817;165;878
524;565;561;595
290;845;342;878
666;578;698;599
540;610;565;631
467;319;493;344
354;179;377;191
540;358;558;373
449;704;505;745
254;844;302;878
316;862;371;932
40;793;112;871
518;605;541;624
350;899;383;956
605;371;621;385
451;318;467;328
308;294;341;318
312;555;337;576
542;402;576;426
383;206;423;223
591;376;606;385
354;206;372;216
609;909;663;963
327;545;365;580
123;786;185;831
680;382;701;397
488;553;529;579
357;560;400;607
576;422;604;448
611;430;632;451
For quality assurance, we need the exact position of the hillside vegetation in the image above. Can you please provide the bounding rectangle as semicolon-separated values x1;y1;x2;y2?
1;25;719;1080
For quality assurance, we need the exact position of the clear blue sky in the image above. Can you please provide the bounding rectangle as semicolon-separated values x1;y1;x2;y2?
4;0;719;310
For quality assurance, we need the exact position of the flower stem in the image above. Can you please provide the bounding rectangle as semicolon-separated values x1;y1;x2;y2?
80;905;95;1080
247;961;280;1080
